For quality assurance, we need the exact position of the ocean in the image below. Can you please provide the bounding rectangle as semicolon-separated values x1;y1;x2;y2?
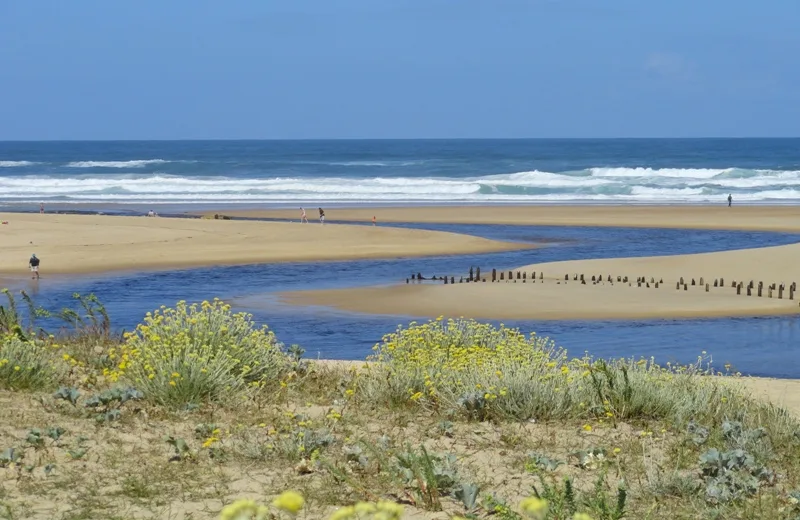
2;139;800;205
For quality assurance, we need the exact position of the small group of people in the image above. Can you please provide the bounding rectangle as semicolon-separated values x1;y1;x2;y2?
300;207;326;224
299;207;376;226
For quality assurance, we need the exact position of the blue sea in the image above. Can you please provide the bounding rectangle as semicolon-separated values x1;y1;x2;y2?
2;139;800;205
2;139;800;377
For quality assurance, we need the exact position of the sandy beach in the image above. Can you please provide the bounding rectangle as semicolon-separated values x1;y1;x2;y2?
208;205;800;232
0;213;528;276
279;206;800;320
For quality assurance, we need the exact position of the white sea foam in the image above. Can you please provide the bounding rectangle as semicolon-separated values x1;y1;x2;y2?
66;160;169;168
2;167;800;204
0;161;35;167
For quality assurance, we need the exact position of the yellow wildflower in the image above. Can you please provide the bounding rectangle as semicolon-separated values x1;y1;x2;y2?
271;490;304;514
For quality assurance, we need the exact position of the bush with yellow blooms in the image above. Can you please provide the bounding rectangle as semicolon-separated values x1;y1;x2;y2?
107;299;289;406
0;335;67;391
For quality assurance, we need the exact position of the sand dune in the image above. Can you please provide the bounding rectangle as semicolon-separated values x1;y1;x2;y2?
209;205;800;232
0;213;528;276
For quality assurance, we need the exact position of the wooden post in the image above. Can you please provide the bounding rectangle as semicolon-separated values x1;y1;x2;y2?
459;277;463;283
476;267;481;281
714;279;718;287
580;274;585;282
444;276;448;284
779;284;784;299
517;271;521;280
508;270;513;280
451;276;455;284
623;276;628;283
500;271;504;281
748;286;752;296
617;276;621;282
406;278;409;284
684;284;688;291
565;274;569;280
539;272;543;280
791;286;795;300
691;278;696;286
411;273;416;280
523;272;527;280
699;277;704;286
491;269;496;282
676;281;680;290
680;277;684;285
737;283;742;295
655;282;659;288
706;283;709;292
758;284;762;297
768;286;773;298
591;275;596;282
469;267;474;282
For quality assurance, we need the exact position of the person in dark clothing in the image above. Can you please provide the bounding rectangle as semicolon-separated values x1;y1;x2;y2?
29;254;40;280
728;194;732;207
319;207;325;225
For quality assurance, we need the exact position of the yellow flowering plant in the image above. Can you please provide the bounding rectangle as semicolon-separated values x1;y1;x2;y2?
361;318;751;426
107;300;289;406
0;335;68;391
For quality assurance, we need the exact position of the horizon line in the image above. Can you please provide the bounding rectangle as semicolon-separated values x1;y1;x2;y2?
2;136;800;143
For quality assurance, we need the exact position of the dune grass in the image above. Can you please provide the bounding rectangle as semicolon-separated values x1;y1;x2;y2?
1;298;799;520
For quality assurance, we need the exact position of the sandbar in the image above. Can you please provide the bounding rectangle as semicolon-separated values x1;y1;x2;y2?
0;213;529;276
280;241;800;320
207;205;800;232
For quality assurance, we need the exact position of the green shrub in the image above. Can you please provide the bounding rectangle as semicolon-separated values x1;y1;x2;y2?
107;299;289;406
0;335;67;391
358;318;790;431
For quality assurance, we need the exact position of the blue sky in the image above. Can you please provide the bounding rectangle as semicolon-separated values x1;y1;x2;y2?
1;0;799;139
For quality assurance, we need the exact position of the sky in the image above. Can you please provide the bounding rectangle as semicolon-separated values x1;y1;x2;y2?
1;0;799;140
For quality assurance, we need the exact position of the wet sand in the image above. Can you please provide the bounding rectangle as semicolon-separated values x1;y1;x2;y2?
0;213;529;276
207;205;800;232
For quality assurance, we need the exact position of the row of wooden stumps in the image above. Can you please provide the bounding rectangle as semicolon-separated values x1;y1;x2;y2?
406;267;545;284
729;279;797;300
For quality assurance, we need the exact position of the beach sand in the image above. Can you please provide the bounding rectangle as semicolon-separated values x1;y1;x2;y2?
0;213;528;276
280;225;800;320
208;205;800;232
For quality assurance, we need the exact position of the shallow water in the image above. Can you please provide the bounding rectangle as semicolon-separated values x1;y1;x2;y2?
18;223;800;377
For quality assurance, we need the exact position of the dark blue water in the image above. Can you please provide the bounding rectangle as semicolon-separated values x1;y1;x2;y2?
21;223;800;378
2;139;800;204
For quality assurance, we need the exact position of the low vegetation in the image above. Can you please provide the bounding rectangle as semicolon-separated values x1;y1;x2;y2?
1;292;799;520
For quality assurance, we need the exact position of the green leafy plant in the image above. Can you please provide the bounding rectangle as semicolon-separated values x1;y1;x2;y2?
394;445;458;511
0;336;67;391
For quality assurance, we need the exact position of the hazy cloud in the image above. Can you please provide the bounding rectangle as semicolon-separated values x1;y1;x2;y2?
644;52;694;81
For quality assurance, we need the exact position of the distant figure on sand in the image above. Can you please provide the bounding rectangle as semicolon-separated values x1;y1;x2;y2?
39;202;44;214
147;210;155;217
728;194;732;207
29;254;40;280
319;207;325;225
300;207;308;223
372;215;376;226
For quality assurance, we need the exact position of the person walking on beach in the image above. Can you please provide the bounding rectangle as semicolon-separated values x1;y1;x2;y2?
318;208;326;225
300;207;308;223
39;202;44;214
29;254;40;280
372;215;376;226
728;194;733;207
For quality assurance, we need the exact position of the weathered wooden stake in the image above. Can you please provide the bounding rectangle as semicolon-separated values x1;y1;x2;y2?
748;286;752;296
758;285;763;297
699;277;704;286
737;283;742;295
475;267;481;281
714;279;718;287
680;277;684;285
676;281;680;290
492;269;497;282
706;283;709;292
779;284;784;299
692;278;696;286
768;287;773;298
469;267;474;281
500;271;504;281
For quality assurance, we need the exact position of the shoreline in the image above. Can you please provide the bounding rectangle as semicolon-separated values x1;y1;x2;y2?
0;212;530;276
205;205;800;232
